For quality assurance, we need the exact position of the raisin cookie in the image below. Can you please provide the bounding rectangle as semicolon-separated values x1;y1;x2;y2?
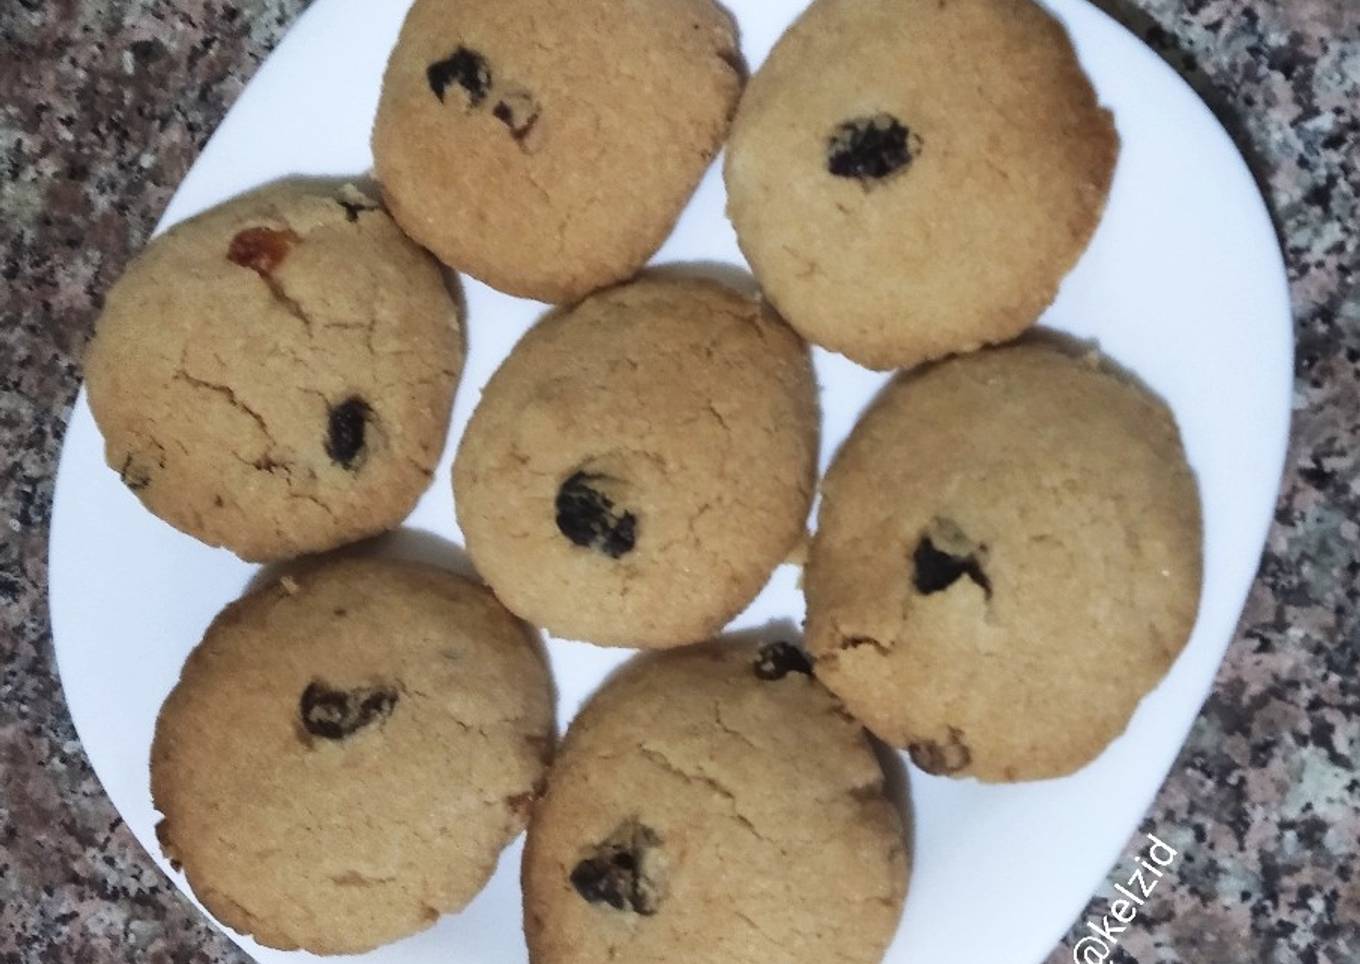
151;557;554;954
83;182;463;562
724;0;1118;370
523;641;907;963
453;275;818;648
806;342;1203;781
372;0;744;303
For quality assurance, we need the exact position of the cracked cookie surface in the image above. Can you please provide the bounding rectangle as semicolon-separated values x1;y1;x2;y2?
371;0;745;303
724;0;1118;370
150;557;554;955
805;342;1203;781
83;181;463;562
453;275;818;649
523;641;907;963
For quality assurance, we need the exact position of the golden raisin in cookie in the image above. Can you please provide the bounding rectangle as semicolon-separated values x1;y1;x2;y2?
83;182;463;562
805;342;1203;781
372;0;744;303
453;275;818;649
523;642;907;963
724;0;1118;370
150;558;555;955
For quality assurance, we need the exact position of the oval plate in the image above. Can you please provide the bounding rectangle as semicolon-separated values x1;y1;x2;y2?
49;0;1291;960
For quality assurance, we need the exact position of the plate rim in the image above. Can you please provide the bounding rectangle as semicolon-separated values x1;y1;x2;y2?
47;0;1295;960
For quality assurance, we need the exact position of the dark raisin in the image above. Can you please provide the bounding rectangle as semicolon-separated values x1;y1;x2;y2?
827;114;919;181
427;46;491;106
337;198;375;222
600;514;636;558
299;680;398;741
555;472;637;558
908;727;972;775
570;858;629;912
325;396;371;470
753;641;813;680
492;87;541;142
570;821;662;915
912;535;990;597
227;226;300;275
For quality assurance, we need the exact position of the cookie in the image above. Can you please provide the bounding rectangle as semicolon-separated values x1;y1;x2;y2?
805;342;1202;781
724;0;1119;370
84;181;463;562
453;275;818;648
150;557;554;954
372;0;744;303
523;641;907;963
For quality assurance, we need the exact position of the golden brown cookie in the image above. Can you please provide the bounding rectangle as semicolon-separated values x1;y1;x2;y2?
453;275;818;649
372;0;744;303
725;0;1118;370
805;342;1202;781
84;181;463;562
151;557;555;954
523;641;907;963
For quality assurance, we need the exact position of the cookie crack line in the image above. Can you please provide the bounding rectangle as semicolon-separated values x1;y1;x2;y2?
317;311;380;357
260;271;314;335
240;207;388;346
836;633;893;656
637;744;771;846
711;700;761;752
402;686;539;740
285;487;339;522
402;454;436;478
226;222;314;336
223;449;342;522
173;363;275;445
732;906;788;954
329;870;399;888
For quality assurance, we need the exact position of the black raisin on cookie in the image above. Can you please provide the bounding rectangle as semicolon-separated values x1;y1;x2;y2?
826;114;921;182
570;820;663;915
492;87;541;143
325;396;371;470
908;727;972;775
427;46;492;106
299;680;399;741
227;226;301;276
336;198;376;222
912;519;991;597
555;472;637;559
753;641;814;680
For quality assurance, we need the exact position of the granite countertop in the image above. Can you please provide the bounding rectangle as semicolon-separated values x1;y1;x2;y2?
2;0;1356;960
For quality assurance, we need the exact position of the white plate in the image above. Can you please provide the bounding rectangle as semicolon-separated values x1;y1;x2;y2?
49;0;1292;961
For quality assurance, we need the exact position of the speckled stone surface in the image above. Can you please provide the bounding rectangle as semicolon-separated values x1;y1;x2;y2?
0;0;1355;960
